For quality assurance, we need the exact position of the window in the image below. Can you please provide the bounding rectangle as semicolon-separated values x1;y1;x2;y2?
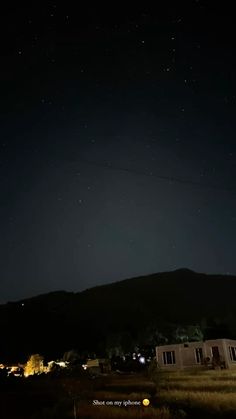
229;347;236;361
195;347;203;364
163;351;176;365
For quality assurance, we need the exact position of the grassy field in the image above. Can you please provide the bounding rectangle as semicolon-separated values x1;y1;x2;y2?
3;368;236;418
78;369;236;418
154;368;236;418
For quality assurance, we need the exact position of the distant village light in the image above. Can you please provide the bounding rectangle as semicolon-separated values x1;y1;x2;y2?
139;356;146;364
56;361;67;368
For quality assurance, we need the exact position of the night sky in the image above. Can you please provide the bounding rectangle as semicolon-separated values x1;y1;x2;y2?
1;2;236;303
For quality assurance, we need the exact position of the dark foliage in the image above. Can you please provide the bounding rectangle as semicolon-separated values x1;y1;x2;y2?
1;269;236;362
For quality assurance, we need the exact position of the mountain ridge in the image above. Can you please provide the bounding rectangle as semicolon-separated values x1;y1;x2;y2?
1;269;236;363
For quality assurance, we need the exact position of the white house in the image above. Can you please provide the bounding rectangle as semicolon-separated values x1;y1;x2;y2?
156;338;236;370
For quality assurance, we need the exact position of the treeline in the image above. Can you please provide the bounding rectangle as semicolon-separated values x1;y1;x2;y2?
0;269;236;362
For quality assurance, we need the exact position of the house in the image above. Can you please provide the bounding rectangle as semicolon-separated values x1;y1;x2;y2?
85;358;111;374
156;338;236;370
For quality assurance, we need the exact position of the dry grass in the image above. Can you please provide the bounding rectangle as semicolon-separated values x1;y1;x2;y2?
163;369;236;380
76;404;173;418
75;369;236;417
28;369;236;418
158;389;236;412
161;379;236;392
156;369;236;415
92;390;151;400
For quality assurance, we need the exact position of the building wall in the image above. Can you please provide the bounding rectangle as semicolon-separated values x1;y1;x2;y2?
179;343;202;368
156;341;206;370
204;339;225;360
223;339;236;369
156;339;236;370
156;343;185;369
203;339;236;369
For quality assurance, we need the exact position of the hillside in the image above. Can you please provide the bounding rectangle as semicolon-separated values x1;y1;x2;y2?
1;269;236;362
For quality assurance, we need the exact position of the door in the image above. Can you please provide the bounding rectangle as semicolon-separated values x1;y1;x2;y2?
211;346;222;368
212;346;220;360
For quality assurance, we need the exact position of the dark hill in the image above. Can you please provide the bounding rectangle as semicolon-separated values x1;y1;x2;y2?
1;269;236;362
